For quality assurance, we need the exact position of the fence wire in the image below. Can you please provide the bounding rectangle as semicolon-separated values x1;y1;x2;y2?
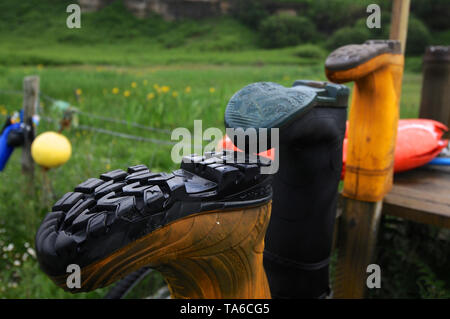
39;92;172;135
1;89;176;145
0;89;23;96
76;111;172;134
76;125;176;145
39;115;176;146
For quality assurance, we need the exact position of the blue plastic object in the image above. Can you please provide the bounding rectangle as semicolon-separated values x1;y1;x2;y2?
428;157;450;166
0;122;21;171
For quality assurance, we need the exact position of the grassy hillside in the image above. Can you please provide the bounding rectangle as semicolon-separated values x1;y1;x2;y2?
0;0;324;66
0;0;446;67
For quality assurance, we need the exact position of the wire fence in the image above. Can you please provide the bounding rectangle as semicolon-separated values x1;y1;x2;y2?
37;116;177;146
1;88;177;146
0;89;23;96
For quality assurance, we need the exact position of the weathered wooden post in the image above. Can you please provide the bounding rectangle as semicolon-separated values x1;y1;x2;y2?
325;0;410;298
419;46;450;138
389;0;410;54
21;75;39;179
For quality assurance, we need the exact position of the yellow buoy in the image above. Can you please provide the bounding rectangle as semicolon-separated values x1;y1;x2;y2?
31;132;71;168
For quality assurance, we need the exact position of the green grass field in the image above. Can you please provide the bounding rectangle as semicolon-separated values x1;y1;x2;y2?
0;0;448;299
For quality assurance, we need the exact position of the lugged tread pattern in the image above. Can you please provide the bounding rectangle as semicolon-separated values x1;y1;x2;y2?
52;192;84;212
35;151;273;277
100;169;127;182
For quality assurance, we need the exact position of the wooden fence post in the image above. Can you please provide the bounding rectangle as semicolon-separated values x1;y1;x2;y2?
389;0;410;54
21;76;39;179
419;46;450;138
333;198;383;298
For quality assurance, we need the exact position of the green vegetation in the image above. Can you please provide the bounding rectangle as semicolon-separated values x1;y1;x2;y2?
0;0;447;68
0;0;323;67
259;15;318;48
0;0;448;299
406;17;432;55
369;217;450;299
326;26;370;50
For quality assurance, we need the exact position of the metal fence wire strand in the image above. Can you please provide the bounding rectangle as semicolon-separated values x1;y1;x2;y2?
76;111;172;135
1;90;179;145
0;89;23;96
39;92;172;135
77;125;176;145
38;115;176;146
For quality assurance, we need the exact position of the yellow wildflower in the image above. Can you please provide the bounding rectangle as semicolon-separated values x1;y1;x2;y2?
209;87;216;94
185;86;191;93
76;89;82;96
112;87;119;94
123;90;131;97
106;163;111;170
153;84;160;90
147;92;155;100
172;91;179;98
161;86;170;93
131;82;137;88
37;64;44;70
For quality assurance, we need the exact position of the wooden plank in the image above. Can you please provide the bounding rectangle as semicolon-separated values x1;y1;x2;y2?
389;185;450;206
333;198;383;298
383;167;450;228
383;198;450;229
21;76;39;178
333;167;450;244
389;0;410;54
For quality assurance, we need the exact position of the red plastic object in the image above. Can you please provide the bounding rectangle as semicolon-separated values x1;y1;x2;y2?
220;119;448;179
220;135;275;161
342;119;448;178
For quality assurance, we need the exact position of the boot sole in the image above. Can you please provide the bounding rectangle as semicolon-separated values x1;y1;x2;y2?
325;39;401;71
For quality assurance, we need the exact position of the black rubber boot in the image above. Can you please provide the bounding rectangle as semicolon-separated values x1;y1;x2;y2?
225;80;348;298
35;151;274;298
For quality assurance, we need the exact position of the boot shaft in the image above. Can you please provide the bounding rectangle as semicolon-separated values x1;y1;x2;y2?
326;40;404;201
